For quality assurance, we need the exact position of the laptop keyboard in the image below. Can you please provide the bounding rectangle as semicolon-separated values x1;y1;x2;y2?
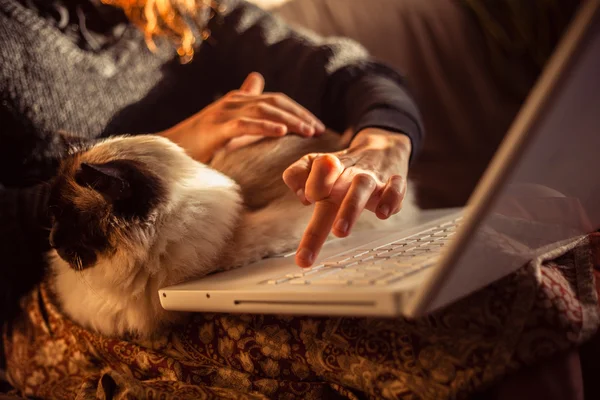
263;217;462;287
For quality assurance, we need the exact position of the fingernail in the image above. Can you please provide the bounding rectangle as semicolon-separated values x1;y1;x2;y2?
301;123;315;135
297;248;314;264
334;219;348;234
378;205;390;218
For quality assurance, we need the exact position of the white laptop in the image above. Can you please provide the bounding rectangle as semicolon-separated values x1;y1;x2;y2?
160;0;600;319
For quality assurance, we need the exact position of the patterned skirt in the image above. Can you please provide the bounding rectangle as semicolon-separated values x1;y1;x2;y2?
3;232;599;400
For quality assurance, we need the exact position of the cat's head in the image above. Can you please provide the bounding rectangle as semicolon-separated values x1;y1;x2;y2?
47;135;198;271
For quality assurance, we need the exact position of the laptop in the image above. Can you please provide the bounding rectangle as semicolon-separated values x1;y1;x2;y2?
159;0;600;319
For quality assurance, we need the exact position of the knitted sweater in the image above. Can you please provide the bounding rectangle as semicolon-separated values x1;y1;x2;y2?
0;0;424;321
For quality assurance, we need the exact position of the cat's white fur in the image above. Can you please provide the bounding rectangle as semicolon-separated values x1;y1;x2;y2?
50;135;420;338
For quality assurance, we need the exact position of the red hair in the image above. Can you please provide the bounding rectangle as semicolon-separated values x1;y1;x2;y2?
101;0;220;62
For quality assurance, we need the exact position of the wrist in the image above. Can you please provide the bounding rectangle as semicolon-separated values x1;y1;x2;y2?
351;128;412;157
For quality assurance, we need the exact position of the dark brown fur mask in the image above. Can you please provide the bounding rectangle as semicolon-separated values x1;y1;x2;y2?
47;140;168;271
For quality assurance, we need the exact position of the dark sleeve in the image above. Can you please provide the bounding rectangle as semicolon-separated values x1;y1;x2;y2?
197;0;424;160
0;183;51;322
0;105;58;323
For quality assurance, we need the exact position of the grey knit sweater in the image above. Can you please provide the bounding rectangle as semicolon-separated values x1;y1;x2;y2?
0;0;424;322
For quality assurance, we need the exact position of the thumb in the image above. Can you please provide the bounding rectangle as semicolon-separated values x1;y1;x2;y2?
240;72;265;95
282;153;320;205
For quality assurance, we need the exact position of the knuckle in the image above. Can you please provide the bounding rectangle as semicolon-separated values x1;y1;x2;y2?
387;184;404;198
353;173;376;188
303;153;319;164
390;174;406;186
258;120;273;130
232;117;250;129
269;93;289;107
273;92;287;101
250;102;267;114
315;153;338;166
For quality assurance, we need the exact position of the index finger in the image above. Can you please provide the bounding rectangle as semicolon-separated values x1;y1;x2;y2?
295;199;339;268
265;93;325;134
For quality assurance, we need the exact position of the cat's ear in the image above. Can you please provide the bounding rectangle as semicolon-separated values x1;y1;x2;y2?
76;162;132;201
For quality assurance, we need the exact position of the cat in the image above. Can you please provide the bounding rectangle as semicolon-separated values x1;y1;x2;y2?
47;132;420;338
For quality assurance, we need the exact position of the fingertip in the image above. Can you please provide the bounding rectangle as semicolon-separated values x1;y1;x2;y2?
333;219;349;237
300;123;315;137
241;72;265;94
274;124;287;136
296;248;314;268
377;204;390;219
333;230;350;238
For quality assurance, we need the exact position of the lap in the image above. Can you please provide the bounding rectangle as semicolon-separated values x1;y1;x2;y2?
3;233;599;399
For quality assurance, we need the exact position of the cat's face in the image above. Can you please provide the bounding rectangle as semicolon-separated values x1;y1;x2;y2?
48;155;166;271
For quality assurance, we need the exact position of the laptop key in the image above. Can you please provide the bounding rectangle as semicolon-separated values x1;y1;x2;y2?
374;245;395;252
322;254;356;266
352;250;370;258
338;260;360;268
287;278;311;285
308;276;352;285
266;277;291;285
355;254;375;263
285;269;323;279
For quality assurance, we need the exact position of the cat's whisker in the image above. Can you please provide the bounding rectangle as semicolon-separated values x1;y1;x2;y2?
75;269;105;303
72;255;106;300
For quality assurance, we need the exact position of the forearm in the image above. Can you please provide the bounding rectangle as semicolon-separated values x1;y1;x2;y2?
202;0;424;160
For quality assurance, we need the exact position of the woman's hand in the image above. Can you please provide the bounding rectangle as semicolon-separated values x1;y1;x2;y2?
161;72;325;163
283;128;412;268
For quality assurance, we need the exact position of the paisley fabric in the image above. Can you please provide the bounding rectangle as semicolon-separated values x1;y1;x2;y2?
3;233;600;400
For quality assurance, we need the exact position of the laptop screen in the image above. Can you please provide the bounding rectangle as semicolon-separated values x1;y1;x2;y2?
423;1;600;314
